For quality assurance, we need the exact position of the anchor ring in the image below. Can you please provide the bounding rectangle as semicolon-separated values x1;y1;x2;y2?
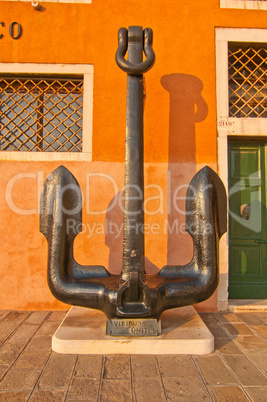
115;27;155;75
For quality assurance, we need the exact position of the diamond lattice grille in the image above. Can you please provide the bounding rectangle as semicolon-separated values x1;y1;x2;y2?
0;76;83;151
228;43;267;118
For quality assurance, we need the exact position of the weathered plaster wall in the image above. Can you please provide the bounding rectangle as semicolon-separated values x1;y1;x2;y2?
1;0;267;311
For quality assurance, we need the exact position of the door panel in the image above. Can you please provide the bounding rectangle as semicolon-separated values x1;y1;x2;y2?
230;246;262;277
229;148;261;179
228;141;267;298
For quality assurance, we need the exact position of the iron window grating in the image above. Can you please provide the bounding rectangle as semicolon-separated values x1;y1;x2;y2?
0;74;83;152
228;42;267;118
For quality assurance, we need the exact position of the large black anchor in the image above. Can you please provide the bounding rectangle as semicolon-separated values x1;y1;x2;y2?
40;26;227;331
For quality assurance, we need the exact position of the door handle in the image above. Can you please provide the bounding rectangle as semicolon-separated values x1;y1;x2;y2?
240;204;251;220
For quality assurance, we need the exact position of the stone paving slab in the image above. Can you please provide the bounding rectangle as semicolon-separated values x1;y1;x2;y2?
209;385;248;401
245;386;267;402
196;355;238;385
0;310;266;401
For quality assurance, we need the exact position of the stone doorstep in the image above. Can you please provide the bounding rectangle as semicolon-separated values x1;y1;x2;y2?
52;306;214;355
228;300;267;312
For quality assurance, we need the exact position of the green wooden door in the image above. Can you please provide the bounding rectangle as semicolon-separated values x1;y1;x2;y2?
228;140;267;298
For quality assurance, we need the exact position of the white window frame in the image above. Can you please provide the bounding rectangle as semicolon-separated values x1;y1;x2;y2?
220;0;267;10
216;28;267;138
216;28;267;309
0;63;93;161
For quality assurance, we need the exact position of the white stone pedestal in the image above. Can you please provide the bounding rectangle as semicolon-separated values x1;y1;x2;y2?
52;306;214;355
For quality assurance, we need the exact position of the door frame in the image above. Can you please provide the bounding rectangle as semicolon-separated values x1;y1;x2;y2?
215;28;267;309
228;139;267;298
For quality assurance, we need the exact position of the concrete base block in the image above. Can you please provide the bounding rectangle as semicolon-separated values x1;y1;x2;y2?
52;306;214;355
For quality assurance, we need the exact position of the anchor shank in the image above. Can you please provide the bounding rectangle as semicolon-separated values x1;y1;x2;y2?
122;26;145;282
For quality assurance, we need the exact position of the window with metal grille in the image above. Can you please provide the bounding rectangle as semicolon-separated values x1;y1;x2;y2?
0;75;83;151
228;42;267;118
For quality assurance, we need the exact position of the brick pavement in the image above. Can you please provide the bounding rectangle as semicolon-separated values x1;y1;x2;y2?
0;310;266;401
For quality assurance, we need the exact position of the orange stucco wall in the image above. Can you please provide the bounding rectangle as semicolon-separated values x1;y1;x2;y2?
1;0;267;311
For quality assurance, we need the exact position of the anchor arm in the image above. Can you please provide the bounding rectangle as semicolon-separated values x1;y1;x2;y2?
40;166;110;310
158;166;227;309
